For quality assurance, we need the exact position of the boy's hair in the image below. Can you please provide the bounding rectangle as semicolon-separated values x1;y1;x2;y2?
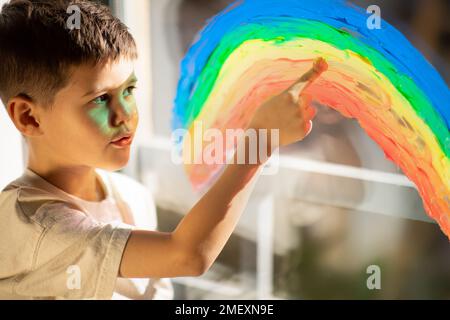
0;0;138;107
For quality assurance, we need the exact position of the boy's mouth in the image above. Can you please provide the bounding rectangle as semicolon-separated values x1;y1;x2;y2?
111;133;134;147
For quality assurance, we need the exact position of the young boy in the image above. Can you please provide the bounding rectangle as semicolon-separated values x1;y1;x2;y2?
0;0;326;299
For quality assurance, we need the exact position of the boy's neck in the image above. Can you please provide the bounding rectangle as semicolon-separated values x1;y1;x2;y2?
26;162;106;202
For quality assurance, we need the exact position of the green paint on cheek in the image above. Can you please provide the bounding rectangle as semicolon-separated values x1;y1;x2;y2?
88;103;116;136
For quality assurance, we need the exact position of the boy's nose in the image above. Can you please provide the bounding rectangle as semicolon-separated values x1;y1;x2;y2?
110;99;134;127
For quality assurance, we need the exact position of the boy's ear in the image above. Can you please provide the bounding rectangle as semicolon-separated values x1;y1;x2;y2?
6;95;44;137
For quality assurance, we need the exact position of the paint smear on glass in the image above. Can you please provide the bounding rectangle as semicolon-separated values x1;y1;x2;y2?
173;0;450;239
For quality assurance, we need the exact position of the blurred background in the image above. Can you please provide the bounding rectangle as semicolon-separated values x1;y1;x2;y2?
1;0;449;299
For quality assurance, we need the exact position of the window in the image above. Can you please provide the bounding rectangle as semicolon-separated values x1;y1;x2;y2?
122;0;450;299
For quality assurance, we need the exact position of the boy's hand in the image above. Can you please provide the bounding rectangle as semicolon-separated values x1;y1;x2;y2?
249;58;328;147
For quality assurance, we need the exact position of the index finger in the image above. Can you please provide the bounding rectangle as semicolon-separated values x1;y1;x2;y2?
287;57;328;103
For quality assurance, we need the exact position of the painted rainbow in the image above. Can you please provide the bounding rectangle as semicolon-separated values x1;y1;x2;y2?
173;0;450;239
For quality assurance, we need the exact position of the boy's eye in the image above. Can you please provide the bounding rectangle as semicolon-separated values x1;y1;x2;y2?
123;86;137;97
93;94;109;105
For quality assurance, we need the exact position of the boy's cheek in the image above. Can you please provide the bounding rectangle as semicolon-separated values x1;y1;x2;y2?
87;104;116;136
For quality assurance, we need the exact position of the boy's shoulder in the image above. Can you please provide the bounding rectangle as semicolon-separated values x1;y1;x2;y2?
1;177;85;227
0;168;157;230
0;175;95;278
1;168;87;218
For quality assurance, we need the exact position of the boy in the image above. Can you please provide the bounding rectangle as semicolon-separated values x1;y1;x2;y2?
0;0;326;299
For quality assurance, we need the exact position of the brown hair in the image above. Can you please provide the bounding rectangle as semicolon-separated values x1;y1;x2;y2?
0;0;138;107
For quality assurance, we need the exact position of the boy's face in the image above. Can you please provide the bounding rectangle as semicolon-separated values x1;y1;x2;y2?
37;59;139;171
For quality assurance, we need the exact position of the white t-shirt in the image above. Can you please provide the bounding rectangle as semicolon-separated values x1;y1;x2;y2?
0;168;174;300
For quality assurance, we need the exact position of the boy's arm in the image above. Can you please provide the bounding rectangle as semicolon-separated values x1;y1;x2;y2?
119;158;262;278
119;58;328;278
